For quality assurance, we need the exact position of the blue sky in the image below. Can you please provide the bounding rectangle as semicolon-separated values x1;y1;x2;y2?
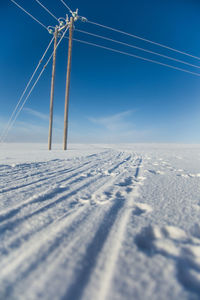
1;0;200;143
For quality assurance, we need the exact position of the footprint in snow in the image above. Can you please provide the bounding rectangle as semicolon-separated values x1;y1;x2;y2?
147;169;164;175
126;187;133;193
132;202;152;216
166;166;175;171
92;182;136;205
135;224;200;295
161;161;168;165
92;189;116;204
79;194;91;204
117;176;133;187
176;173;200;178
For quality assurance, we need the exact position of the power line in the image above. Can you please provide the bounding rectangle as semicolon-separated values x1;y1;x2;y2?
71;37;200;77
1;26;69;143
58;0;73;14
75;29;200;70
87;20;200;62
2;27;69;143
34;0;59;21
0;36;55;143
10;0;47;30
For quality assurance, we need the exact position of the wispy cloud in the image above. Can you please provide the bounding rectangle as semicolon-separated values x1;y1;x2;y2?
0;109;152;143
87;110;151;143
88;110;135;131
24;108;48;121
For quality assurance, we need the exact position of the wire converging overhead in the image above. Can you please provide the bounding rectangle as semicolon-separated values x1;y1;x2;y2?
5;1;200;148
10;0;47;30
58;0;73;14
0;36;55;143
75;29;200;70
1;26;69;143
87;20;200;62
34;0;59;22
72;37;200;77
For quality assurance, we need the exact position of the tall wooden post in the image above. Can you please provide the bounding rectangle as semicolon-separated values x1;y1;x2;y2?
63;17;74;150
48;27;58;150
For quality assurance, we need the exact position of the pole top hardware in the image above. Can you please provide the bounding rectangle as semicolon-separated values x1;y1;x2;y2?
79;16;87;22
72;9;78;21
47;26;56;34
58;17;67;27
47;9;87;35
71;9;88;23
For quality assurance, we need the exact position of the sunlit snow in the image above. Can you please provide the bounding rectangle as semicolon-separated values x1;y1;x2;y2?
1;143;200;299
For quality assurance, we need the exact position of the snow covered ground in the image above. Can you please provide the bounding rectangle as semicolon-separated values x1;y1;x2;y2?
1;143;200;300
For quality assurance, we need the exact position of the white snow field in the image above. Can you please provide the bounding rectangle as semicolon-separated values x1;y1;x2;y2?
1;143;200;300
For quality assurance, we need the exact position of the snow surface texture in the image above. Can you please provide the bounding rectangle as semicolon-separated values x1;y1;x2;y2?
1;143;200;300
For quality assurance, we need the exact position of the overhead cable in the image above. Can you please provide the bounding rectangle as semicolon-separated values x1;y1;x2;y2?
58;0;73;14
34;0;59;21
75;29;200;70
0;36;55;143
72;37;200;77
87;20;200;62
1;27;69;143
0;37;56;142
10;0;47;30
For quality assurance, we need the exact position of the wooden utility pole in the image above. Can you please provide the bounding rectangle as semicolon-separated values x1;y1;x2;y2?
63;17;74;150
48;27;58;150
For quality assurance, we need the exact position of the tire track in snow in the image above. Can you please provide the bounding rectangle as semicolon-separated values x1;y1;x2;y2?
0;150;115;191
63;157;144;300
0;155;95;186
0;151;112;194
0;160;90;193
0;151;146;300
0;150;117;211
0;151;136;254
0;182;129;298
0;154;105;183
0;151;127;221
0;204;97;298
91;160;146;300
63;195;126;300
0;160;61;185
